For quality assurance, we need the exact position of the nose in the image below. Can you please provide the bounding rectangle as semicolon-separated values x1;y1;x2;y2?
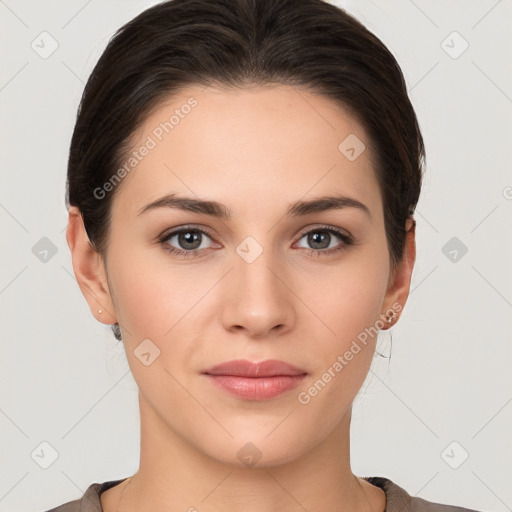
220;243;296;339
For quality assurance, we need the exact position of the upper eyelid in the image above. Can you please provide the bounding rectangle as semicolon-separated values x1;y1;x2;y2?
160;225;216;242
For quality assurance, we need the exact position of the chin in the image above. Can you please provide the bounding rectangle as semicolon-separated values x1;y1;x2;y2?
196;431;311;470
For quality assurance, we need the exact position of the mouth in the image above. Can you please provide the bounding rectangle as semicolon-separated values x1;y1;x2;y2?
202;359;308;401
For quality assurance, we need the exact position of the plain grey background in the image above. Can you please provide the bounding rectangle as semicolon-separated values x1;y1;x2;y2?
1;0;511;511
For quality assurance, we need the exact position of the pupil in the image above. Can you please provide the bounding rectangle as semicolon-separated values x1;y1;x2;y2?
181;231;201;249
310;231;329;249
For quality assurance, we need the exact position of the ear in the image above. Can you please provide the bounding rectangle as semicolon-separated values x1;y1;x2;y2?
65;206;117;325
380;216;416;329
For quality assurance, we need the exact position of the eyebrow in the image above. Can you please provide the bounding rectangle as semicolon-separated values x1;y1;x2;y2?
137;193;371;219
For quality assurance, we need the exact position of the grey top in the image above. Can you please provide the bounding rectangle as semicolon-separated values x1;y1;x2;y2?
44;476;482;511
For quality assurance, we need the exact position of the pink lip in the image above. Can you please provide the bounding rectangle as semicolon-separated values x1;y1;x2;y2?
203;359;307;400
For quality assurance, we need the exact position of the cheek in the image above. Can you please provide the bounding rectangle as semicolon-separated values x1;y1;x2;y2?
109;264;164;340
300;252;389;344
306;273;383;380
107;240;217;342
293;245;389;394
292;261;388;436
106;251;202;400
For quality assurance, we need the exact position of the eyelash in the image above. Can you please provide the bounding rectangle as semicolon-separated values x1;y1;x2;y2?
158;224;353;259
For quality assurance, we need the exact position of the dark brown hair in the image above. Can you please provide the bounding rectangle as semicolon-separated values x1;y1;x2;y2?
66;0;425;341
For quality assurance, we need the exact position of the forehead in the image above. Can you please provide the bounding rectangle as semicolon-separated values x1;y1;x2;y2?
110;84;381;220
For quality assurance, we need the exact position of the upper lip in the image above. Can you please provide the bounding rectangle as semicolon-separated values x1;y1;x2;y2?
204;359;307;377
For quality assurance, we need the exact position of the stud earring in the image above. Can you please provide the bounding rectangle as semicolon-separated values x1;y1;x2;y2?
386;311;396;323
98;309;102;314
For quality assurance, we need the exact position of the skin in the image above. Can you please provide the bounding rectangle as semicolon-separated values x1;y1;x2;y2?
66;84;415;512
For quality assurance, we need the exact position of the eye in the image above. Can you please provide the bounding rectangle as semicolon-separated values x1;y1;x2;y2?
159;226;216;258
158;224;353;259
295;225;353;257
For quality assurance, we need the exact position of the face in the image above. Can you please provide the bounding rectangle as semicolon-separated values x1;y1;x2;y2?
69;84;414;468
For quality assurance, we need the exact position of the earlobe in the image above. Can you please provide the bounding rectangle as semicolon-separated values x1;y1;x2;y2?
380;217;416;329
66;206;117;325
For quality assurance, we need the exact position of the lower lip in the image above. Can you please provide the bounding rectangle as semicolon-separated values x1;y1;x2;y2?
204;374;307;400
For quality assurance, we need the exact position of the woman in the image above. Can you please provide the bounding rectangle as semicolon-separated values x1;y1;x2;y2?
47;0;481;510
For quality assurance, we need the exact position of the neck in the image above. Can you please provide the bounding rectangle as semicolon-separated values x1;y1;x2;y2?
104;393;385;512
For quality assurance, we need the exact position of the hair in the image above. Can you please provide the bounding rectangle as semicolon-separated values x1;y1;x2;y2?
65;0;425;342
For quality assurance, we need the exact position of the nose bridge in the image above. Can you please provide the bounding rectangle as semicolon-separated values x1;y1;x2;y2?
220;231;295;335
233;232;282;298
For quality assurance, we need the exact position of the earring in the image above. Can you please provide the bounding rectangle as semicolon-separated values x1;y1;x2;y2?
386;311;396;323
98;309;102;314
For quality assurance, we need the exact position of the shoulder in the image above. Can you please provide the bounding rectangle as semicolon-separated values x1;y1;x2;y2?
363;476;482;512
43;498;82;512
43;478;128;512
